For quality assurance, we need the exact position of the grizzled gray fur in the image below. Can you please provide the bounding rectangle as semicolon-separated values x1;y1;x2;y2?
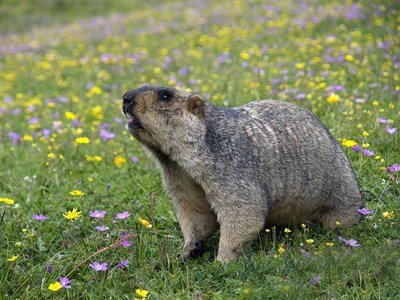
122;85;363;263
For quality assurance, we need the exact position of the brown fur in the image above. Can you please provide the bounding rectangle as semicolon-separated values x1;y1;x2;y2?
122;85;363;263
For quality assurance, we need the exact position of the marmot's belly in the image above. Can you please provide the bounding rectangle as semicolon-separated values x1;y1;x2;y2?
266;197;322;225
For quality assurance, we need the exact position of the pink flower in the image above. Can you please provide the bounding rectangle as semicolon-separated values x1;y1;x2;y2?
117;259;129;269
89;261;108;272
385;126;397;135
89;210;106;219
338;236;360;247
357;208;375;215
115;211;131;219
59;277;71;289
121;240;132;247
95;225;109;232
33;214;48;221
387;164;400;173
377;117;389;124
362;149;374;157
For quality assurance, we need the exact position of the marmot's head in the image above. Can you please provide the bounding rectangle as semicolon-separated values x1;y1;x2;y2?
122;85;206;149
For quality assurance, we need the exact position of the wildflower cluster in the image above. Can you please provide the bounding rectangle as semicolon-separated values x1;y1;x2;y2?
0;0;398;298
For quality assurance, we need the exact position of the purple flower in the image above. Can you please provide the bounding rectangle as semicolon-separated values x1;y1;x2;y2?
8;132;21;145
11;109;21;115
310;275;321;285
33;214;48;222
46;263;54;274
117;259;129;269
114;117;123;124
387;164;400;173
89;261;108;272
59;277;71;289
178;67;188;77
351;144;360;152
357;208;375;215
295;93;306;100
300;248;312;258
131;156;139;164
95;225;109;232
28;117;40;124
338;236;360;247
385;126;397;135
120;240;132;248
89;210;106;219
42;129;52;139
100;128;116;141
217;52;229;64
106;183;111;191
362;149;374;157
377;117;389;124
115;211;131;219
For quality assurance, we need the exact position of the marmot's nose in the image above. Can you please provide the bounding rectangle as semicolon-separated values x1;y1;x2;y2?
123;97;134;105
122;90;136;105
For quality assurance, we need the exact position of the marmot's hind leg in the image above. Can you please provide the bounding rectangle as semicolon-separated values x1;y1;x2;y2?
316;205;361;230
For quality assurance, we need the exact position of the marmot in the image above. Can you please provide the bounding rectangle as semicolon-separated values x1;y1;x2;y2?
122;85;363;263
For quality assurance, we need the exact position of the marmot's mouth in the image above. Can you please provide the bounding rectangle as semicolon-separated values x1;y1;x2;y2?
123;110;142;129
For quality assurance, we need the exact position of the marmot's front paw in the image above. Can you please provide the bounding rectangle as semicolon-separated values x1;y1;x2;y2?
179;240;205;263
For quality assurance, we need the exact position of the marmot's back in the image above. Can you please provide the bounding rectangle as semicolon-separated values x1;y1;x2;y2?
219;100;362;225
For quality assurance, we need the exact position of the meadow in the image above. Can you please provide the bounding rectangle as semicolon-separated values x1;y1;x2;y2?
0;0;399;299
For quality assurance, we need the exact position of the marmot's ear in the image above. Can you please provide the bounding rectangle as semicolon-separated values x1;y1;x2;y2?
187;95;204;118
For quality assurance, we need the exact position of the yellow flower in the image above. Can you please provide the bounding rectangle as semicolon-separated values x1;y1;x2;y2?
7;255;19;262
327;93;340;104
325;242;334;247
265;229;271;233
306;239;314;245
277;246;285;254
86;155;102;162
335;220;341;226
362;131;369;137
86;86;102;97
362;143;370;148
295;62;305;69
382;211;395;220
0;197;15;205
23;134;33;142
240;52;250;60
341;139;357;148
284;228;291;233
69;189;84;196
47;153;56;159
345;55;354;62
75;137;90;144
301;223;307;229
63;208;82;221
138;217;153;228
48;282;63;292
65;111;76;120
114;156;127;168
135;288;149;298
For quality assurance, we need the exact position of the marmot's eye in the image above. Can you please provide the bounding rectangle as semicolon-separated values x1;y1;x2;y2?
159;90;172;102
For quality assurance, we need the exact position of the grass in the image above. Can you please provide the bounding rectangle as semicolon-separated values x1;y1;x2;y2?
0;0;399;299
